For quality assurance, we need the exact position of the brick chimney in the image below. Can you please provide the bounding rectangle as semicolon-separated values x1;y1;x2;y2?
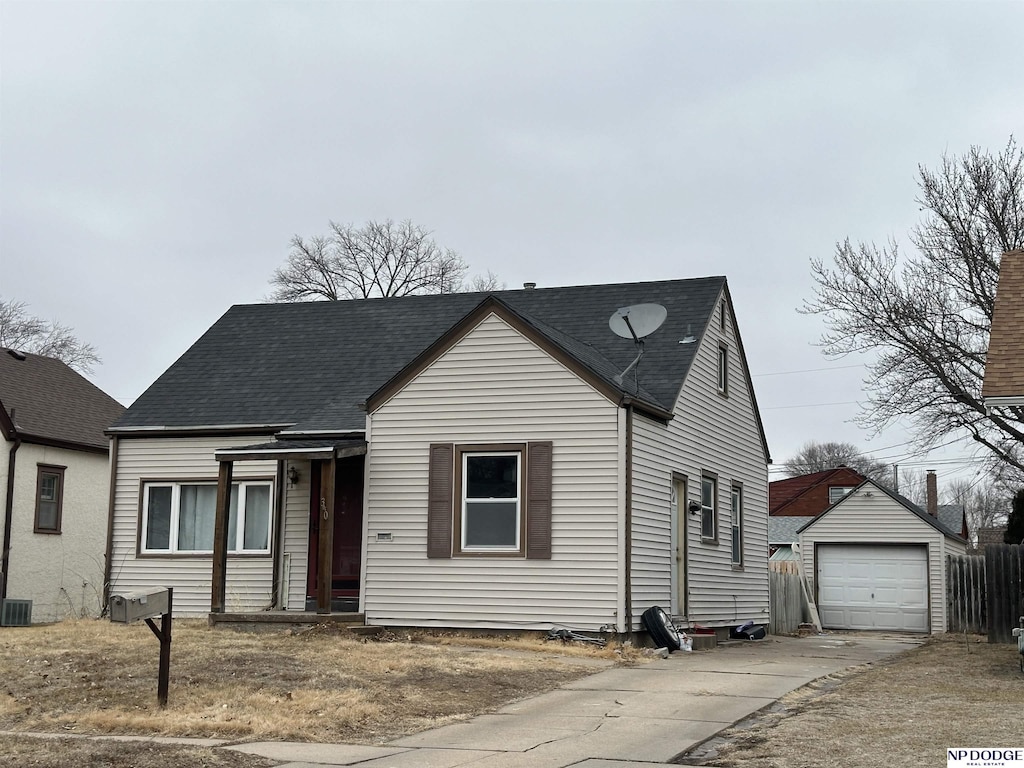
926;470;938;517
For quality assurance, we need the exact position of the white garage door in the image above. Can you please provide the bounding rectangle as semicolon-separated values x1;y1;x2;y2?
817;544;929;632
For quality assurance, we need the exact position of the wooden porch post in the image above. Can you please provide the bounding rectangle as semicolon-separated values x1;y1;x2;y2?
211;460;233;614
316;457;336;614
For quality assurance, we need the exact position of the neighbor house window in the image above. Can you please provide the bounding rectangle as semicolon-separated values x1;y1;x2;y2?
141;480;272;555
717;346;729;396
427;442;553;560
731;484;743;566
701;474;717;541
35;465;65;534
457;448;523;553
828;486;854;505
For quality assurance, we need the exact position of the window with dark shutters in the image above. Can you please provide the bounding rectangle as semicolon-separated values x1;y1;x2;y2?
426;441;552;559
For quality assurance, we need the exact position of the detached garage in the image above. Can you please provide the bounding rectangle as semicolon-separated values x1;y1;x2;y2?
798;480;967;634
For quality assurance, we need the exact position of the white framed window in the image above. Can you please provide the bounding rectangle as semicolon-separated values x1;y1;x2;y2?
458;449;523;553
717;345;729;396
701;474;717;541
828;486;854;505
141;480;273;555
731;484;743;566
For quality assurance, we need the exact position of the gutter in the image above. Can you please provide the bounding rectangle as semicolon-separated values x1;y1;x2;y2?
624;404;633;637
101;436;119;612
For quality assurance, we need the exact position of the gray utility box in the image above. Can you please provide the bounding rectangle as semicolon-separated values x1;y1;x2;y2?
109;587;169;624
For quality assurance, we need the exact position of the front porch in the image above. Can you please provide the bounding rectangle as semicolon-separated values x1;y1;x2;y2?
210;437;367;618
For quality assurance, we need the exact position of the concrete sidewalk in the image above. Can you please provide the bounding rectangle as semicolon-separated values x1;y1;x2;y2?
222;632;922;768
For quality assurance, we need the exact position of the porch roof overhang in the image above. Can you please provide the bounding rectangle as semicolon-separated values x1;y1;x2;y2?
214;438;367;462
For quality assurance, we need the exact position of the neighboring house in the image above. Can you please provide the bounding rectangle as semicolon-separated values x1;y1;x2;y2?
982;249;1024;410
1;348;125;623
767;516;804;557
769;466;867;518
105;278;771;633
797;478;967;634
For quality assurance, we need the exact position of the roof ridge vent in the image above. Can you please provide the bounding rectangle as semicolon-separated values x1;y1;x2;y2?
6;349;27;361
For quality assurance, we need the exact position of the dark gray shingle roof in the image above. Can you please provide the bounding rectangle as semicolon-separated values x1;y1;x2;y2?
0;348;126;450
112;278;728;432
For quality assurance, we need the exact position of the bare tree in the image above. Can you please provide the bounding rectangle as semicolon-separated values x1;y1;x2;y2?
803;137;1024;481
0;298;100;373
782;440;891;484
465;270;505;292
945;475;1009;544
269;219;470;301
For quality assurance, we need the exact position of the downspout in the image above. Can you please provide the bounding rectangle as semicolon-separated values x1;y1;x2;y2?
624;403;633;637
2;412;21;602
102;436;119;613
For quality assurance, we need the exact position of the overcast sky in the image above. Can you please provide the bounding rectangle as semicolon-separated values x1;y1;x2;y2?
2;0;1021;489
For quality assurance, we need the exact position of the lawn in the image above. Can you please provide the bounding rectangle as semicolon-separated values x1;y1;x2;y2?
681;633;1024;767
0;618;631;767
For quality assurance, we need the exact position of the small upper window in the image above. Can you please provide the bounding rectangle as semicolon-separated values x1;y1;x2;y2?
720;301;727;331
717;346;729;396
828;486;854;505
35;465;65;534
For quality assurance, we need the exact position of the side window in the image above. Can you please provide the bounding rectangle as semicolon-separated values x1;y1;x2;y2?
717;345;729;397
731;484;743;566
701;474;718;541
828;486;854;504
35;465;66;534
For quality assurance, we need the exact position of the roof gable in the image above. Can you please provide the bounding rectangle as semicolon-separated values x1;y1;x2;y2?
769;467;866;514
0;348;125;450
112;277;730;433
797;478;967;542
983;249;1024;402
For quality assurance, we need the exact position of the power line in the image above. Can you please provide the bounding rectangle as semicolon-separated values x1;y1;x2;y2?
762;400;860;411
753;363;864;377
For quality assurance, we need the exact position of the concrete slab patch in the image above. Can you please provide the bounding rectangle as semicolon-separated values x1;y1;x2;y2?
391;714;603;751
356;747;499;767
226;741;408;764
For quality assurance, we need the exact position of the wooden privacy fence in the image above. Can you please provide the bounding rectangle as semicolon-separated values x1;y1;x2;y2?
768;560;804;636
947;544;1023;643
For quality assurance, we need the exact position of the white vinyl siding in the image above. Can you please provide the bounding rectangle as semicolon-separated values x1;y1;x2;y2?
798;486;968;634
109;436;277;616
631;288;769;629
365;312;622;631
281;460;311;611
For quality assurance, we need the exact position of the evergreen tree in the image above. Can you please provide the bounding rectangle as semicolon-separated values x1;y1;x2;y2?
1004;489;1024;545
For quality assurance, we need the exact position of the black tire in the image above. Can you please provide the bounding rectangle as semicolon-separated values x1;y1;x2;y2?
641;605;681;652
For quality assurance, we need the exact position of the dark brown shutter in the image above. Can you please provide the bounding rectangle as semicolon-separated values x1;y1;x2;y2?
526;441;553;559
427;443;454;558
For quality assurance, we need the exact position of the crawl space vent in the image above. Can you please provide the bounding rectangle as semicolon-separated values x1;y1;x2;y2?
1;599;33;627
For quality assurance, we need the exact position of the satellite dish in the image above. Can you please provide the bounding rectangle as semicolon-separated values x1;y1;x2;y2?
609;304;667;341
609;303;668;387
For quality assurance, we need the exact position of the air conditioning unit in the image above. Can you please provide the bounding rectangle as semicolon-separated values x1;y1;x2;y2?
1;599;32;627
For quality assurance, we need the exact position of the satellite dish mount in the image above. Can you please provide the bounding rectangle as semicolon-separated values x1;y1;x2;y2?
608;303;667;388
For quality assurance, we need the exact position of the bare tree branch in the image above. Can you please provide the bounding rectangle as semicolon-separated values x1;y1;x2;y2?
268;219;471;301
802;137;1024;481
0;298;101;373
782;440;892;485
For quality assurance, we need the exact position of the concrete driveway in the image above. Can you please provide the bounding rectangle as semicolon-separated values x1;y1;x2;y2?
228;632;923;768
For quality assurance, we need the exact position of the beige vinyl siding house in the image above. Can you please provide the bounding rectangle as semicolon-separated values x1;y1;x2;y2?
798;481;968;634
106;277;771;635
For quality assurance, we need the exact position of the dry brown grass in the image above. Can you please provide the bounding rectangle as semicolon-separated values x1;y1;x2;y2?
693;634;1024;767
0;619;632;745
0;733;276;768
